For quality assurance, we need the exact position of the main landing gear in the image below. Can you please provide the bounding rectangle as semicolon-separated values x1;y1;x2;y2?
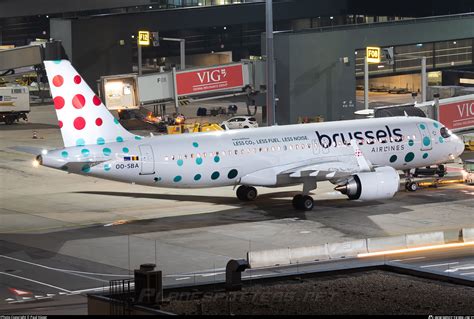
236;185;258;201
292;194;314;211
404;170;418;192
292;179;317;211
235;180;317;211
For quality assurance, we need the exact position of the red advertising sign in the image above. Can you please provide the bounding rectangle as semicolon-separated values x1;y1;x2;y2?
438;97;474;130
176;64;244;96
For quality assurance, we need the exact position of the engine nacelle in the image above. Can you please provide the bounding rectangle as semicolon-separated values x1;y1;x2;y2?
335;166;400;201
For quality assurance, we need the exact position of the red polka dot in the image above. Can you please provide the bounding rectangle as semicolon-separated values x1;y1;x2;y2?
72;94;86;109
93;95;101;106
95;118;103;126
53;96;65;110
52;75;64;87
73;117;86;130
58;120;63;128
74;75;82;84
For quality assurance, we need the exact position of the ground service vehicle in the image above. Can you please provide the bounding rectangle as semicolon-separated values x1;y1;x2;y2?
0;86;30;124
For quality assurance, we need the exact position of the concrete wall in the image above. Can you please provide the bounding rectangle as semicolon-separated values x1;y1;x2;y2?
273;14;474;124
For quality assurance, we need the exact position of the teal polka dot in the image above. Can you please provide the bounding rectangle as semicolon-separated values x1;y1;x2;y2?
389;155;397;163
228;169;238;179
134;136;142;140
196;157;203;165
114;118;119;124
433;122;439;128
423;136;431;146
53;60;61;64
76;138;85;147
104;163;111;171
419;124;426;130
177;159;184;166
81;149;90;157
439;136;444;143
61;151;68;158
408;140;414;146
103;148;112;156
116;136;124;143
97;137;105;145
122;147;129;153
194;174;202;181
405;152;415;162
423;153;429;159
211;171;220;180
214;156;220;163
81;164;91;173
173;176;182;182
193;142;199;148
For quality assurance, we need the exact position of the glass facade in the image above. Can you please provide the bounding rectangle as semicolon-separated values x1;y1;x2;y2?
355;38;474;77
160;0;264;8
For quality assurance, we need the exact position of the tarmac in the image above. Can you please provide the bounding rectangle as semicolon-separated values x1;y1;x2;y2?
0;102;473;314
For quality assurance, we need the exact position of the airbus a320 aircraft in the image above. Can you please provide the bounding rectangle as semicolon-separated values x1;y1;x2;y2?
35;59;465;211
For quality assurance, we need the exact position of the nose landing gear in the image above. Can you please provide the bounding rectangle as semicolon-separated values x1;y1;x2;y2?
404;170;418;192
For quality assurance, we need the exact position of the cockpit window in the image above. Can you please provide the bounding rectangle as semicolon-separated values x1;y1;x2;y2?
440;127;451;138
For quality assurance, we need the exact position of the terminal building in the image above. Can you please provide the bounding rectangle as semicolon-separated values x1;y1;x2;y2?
1;0;473;124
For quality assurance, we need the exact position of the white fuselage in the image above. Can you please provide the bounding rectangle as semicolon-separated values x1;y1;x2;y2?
41;116;464;188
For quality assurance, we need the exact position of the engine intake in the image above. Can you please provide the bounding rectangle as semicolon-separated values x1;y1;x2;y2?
335;166;400;201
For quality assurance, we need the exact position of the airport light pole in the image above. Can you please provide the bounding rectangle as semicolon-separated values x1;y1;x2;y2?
421;56;427;102
364;56;369;110
138;43;143;75
265;0;276;126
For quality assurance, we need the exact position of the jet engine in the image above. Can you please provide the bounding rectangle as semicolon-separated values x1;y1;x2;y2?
335;166;400;201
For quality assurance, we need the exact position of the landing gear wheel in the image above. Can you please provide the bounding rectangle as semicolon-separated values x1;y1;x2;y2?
236;185;257;201
405;181;418;192
292;194;303;209
5;116;15;125
292;194;314;211
301;195;314;211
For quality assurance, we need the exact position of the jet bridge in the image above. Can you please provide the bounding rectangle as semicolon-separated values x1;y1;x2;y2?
98;60;266;113
0;45;43;71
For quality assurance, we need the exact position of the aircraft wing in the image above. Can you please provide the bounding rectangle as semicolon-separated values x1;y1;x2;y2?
280;158;361;180
239;141;373;186
281;140;372;180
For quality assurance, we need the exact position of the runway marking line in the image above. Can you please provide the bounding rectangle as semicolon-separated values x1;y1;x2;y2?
0;272;71;293
175;277;191;281
0;254;130;277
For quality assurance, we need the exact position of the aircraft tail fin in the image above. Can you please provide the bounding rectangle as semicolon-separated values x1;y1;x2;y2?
43;59;137;148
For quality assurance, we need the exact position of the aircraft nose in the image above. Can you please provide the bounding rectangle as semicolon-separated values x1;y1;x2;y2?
453;135;464;157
